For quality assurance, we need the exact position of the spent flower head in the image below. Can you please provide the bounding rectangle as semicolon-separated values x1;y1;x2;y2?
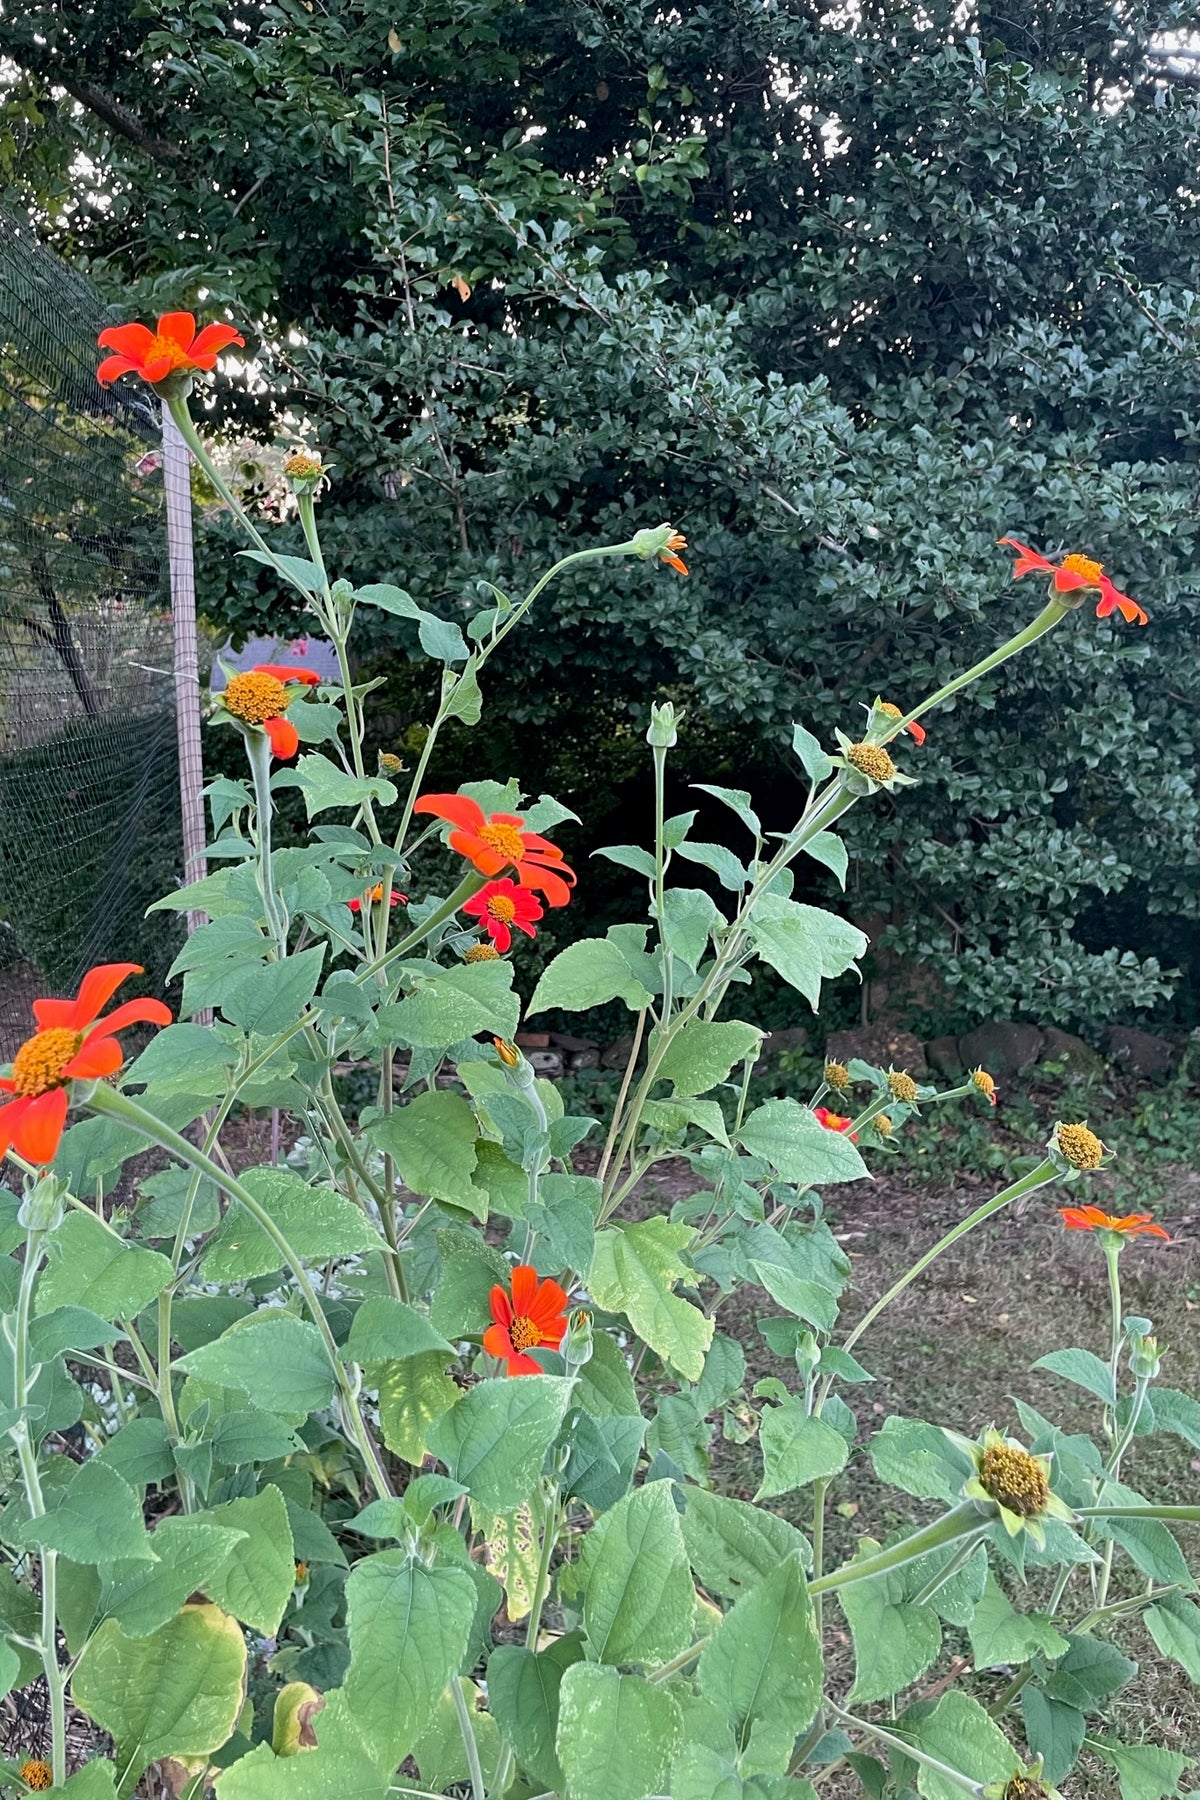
1051;1120;1108;1174
886;1069;919;1105
951;1425;1074;1548
824;1060;851;1093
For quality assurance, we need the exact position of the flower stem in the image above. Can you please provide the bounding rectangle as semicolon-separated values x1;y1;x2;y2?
827;1702;985;1797
809;1502;984;1594
245;729;288;956
884;598;1074;742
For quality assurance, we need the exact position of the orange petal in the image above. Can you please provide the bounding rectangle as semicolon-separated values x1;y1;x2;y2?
189;322;245;359
156;311;197;351
254;663;320;685
0;1094;33;1157
13;1087;69;1165
63;963;144;1030
503;1350;544;1376
510;1265;539;1315
448;830;508;876
96;354;138;386
414;793;487;833
483;1322;514;1360
63;1036;123;1081
85;997;172;1039
998;537;1054;578
528;1279;568;1328
488;1284;513;1329
906;720;927;746
97;322;157;359
264;714;299;760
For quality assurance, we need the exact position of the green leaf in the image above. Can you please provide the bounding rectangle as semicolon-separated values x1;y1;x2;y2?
0;1640;20;1703
428;1375;574;1511
345;1296;454;1364
1044;1635;1138;1712
909;1691;1017;1800
413;1677;499;1789
29;1306;126;1362
528;936;654;1014
371;1089;480;1206
73;1603;247;1782
488;1637;583;1792
176;1311;335;1414
579;1481;695;1668
746;895;866;1009
596;843;658;879
657;1020;763;1097
868;1417;966;1503
122;1023;239;1095
200;1166;378;1282
61;1765;119;1800
375;1356;461;1466
101;1518;248;1638
697;1553;822;1743
736;1098;869;1184
1021;1686;1085;1785
679;1486;811;1600
1138;1386;1200;1450
379;959;520;1048
218;946;326;1034
659;886;725;968
967;1573;1069;1668
791;723;833;785
1032;1348;1116;1406
757;1400;849;1500
209;1409;306;1468
1089;1738;1195;1800
589;1218;714;1381
342;1551;477;1769
428;1240;509;1339
838;1548;942;1703
674;840;748;891
239;548;321;591
36;1212;173;1321
13;1460;152;1564
560;1411;647;1511
1144;1594;1200;1683
802;831;848;887
198;1486;296;1634
556;1663;682;1800
277;752;397;818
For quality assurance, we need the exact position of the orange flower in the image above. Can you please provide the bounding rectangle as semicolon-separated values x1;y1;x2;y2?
814;1106;858;1140
462;878;543;951
999;538;1149;626
97;312;245;387
0;965;172;1167
219;663;320;761
877;701;926;745
414;794;576;907
1060;1206;1171;1241
484;1265;569;1375
348;884;407;914
661;531;689;575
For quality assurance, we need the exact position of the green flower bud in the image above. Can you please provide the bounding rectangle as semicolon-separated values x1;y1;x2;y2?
562;1309;594;1368
18;1173;65;1234
647;700;681;748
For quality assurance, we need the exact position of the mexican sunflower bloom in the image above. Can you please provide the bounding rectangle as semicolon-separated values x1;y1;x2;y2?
660;531;689;575
0;964;171;1167
462;879;543;952
414;794;576;906
999;538;1149;626
219;664;320;761
877;701;926;745
348;883;407;914
813;1106;858;1140
97;312;245;387
485;1265;569;1375
20;1762;53;1792
1059;1205;1171;1242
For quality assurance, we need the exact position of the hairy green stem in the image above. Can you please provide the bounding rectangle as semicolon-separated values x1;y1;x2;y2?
451;1676;488;1800
809;1502;984;1594
827;1702;984;1797
245;729;288;957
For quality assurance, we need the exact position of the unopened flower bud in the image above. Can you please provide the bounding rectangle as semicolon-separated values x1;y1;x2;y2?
562;1309;594;1368
18;1173;65;1234
493;1037;520;1068
647;701;681;748
378;751;405;774
1128;1332;1164;1381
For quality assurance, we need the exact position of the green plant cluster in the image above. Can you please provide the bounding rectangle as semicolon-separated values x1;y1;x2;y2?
0;394;1194;1800
2;0;1197;1026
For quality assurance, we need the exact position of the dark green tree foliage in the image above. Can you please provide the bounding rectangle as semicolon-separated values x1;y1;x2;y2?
3;0;1196;1027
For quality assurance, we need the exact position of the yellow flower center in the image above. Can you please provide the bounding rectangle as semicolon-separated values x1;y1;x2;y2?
1004;1779;1050;1800
21;1762;54;1792
478;821;526;862
148;332;194;372
11;1028;84;1098
283;452;324;480
971;1068;997;1099
886;1070;919;1104
464;944;500;962
486;893;518;922
223;670;288;725
509;1315;541;1352
1056;1122;1104;1170
874;1114;893;1137
1060;552;1105;584
824;1061;851;1092
294;1561;309;1582
877;701;902;719
363;883;385;904
978;1443;1049;1516
847;742;896;783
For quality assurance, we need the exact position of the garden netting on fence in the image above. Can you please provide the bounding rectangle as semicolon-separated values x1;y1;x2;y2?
0;207;182;1056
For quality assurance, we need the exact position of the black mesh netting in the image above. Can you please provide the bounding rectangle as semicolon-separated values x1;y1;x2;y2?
0;208;183;1055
